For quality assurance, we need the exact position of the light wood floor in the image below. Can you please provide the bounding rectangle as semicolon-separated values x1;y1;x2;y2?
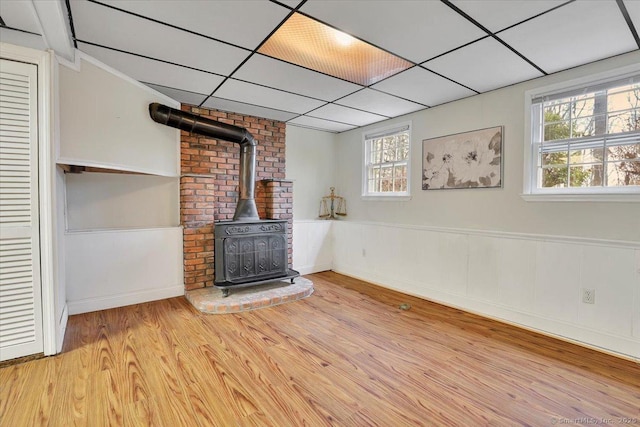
1;271;639;426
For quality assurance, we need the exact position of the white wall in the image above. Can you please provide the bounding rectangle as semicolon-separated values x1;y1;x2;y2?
286;125;337;274
285;124;339;220
65;172;179;230
336;50;640;243
328;51;640;360
59;53;180;176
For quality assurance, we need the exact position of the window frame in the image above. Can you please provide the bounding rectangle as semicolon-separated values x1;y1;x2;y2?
523;63;640;202
361;121;412;201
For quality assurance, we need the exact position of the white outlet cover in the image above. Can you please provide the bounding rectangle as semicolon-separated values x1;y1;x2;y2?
582;288;595;304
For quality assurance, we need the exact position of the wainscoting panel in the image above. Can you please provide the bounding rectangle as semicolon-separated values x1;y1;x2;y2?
292;220;333;275
632;249;640;341
65;227;184;314
533;241;582;325
468;235;537;312
577;245;636;337
332;221;640;360
635;249;640;339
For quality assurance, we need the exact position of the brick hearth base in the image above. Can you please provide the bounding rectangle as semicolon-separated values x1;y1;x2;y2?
185;277;313;314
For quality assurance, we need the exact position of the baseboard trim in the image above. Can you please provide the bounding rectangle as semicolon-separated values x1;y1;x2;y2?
296;263;332;276
67;285;184;315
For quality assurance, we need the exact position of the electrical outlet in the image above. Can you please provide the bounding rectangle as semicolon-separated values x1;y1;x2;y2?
362;249;366;257
582;288;595;304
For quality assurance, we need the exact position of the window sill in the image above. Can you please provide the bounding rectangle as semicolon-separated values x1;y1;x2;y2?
521;192;640;202
361;195;412;201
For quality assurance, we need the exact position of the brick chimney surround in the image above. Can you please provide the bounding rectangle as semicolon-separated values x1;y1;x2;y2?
180;105;293;291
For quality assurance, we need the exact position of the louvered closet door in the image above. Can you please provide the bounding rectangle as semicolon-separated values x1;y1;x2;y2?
0;58;43;361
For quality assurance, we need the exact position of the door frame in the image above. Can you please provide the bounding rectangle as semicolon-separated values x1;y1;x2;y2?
1;42;62;356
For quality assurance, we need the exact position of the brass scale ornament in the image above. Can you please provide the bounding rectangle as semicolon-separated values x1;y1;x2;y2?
319;187;347;219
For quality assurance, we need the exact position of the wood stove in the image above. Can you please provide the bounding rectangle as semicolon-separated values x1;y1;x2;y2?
214;220;298;296
149;103;299;297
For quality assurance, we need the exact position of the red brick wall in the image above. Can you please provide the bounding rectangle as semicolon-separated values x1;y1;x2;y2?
256;179;294;267
180;105;289;291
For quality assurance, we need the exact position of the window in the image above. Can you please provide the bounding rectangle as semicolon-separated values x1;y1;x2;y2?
362;122;411;199
524;65;640;201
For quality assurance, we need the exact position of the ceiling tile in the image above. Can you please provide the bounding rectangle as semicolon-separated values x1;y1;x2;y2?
277;0;304;8
79;43;224;96
372;67;476;107
499;0;638;74
425;37;543;93
70;0;249;75
451;0;567;32
233;54;361;102
300;0;486;63
96;0;290;50
308;103;387;127
625;0;640;34
336;89;425;117
0;0;41;33
201;97;299;122
145;84;208;107
288;116;356;133
214;79;325;114
0;28;46;51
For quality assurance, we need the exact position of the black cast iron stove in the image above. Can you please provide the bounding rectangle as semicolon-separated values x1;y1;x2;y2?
149;103;298;297
215;219;298;296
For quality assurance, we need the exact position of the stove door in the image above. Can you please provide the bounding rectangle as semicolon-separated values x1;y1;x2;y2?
223;234;287;284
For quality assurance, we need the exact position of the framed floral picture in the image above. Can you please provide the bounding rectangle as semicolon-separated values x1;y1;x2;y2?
422;126;503;190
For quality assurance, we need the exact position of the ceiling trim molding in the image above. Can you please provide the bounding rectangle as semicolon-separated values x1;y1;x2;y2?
32;0;75;62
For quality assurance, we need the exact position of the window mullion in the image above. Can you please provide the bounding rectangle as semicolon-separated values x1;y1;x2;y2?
568;98;574;140
604;91;610;187
603;135;609;187
566;141;571;187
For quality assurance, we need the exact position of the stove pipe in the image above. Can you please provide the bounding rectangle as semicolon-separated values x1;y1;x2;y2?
149;103;259;221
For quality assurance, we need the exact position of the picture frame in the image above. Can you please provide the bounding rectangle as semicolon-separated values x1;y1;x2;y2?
422;126;503;190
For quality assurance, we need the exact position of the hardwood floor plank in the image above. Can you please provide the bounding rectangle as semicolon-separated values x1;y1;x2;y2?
1;271;638;426
136;334;201;425
0;363;29;421
87;369;124;427
3;358;60;427
48;311;95;426
121;398;160;427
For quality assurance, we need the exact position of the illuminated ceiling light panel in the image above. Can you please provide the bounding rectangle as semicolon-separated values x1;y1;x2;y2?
258;13;413;86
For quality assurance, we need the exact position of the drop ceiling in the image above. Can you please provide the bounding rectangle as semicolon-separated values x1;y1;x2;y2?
1;0;639;133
